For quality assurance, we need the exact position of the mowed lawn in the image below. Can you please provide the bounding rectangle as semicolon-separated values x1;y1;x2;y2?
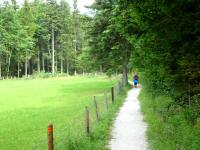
0;77;116;150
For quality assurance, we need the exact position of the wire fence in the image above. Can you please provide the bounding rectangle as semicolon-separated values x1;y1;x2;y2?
0;76;127;150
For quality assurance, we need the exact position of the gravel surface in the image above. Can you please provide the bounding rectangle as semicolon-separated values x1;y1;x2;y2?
109;88;148;150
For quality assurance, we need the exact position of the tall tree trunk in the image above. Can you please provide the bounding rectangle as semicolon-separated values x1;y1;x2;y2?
47;59;50;72
55;55;57;73
52;24;55;74
7;52;12;78
122;48;128;85
74;40;77;75
60;57;63;74
66;61;69;75
25;55;28;78
29;59;33;75
123;64;128;85
37;51;40;73
42;52;45;72
17;61;20;78
100;65;103;74
0;62;2;79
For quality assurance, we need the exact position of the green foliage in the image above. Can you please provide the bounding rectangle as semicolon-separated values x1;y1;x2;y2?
0;0;91;77
91;0;200;121
131;0;200;97
89;0;133;78
140;89;200;150
90;0;200;148
29;71;67;79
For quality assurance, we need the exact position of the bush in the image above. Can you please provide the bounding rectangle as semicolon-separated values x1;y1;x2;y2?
28;71;69;79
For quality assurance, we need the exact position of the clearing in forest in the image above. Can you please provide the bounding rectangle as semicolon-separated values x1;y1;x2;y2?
0;77;117;149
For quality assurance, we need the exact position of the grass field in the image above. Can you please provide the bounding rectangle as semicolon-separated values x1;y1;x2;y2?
0;76;127;150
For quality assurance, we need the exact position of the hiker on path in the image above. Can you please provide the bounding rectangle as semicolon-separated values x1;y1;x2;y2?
133;74;139;88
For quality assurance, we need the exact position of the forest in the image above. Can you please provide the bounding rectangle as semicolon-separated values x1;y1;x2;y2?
0;0;93;78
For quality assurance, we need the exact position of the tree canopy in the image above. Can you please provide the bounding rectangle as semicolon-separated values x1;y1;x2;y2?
0;0;90;77
88;0;200;125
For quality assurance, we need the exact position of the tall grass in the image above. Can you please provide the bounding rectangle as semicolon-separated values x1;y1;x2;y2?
57;85;129;150
140;89;200;150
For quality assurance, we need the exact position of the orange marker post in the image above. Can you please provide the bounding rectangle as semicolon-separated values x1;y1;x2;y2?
48;124;54;150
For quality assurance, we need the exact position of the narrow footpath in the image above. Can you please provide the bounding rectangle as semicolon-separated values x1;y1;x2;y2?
109;88;148;150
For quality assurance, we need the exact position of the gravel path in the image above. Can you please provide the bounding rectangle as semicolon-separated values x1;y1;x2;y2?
109;88;148;150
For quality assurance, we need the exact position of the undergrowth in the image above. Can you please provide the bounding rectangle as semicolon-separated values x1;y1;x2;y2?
140;89;200;150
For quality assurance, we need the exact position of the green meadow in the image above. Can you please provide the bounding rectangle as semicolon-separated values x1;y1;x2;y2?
0;76;127;150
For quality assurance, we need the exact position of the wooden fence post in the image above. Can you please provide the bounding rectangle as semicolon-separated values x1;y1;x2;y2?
111;87;114;103
48;124;54;150
85;106;90;134
94;96;100;121
105;93;109;111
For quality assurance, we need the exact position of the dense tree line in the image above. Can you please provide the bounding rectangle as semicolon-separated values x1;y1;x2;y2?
0;0;91;78
89;0;200;123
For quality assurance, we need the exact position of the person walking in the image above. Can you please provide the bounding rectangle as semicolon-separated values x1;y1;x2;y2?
133;74;139;88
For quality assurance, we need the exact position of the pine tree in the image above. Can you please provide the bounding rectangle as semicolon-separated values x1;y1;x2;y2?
18;0;36;77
